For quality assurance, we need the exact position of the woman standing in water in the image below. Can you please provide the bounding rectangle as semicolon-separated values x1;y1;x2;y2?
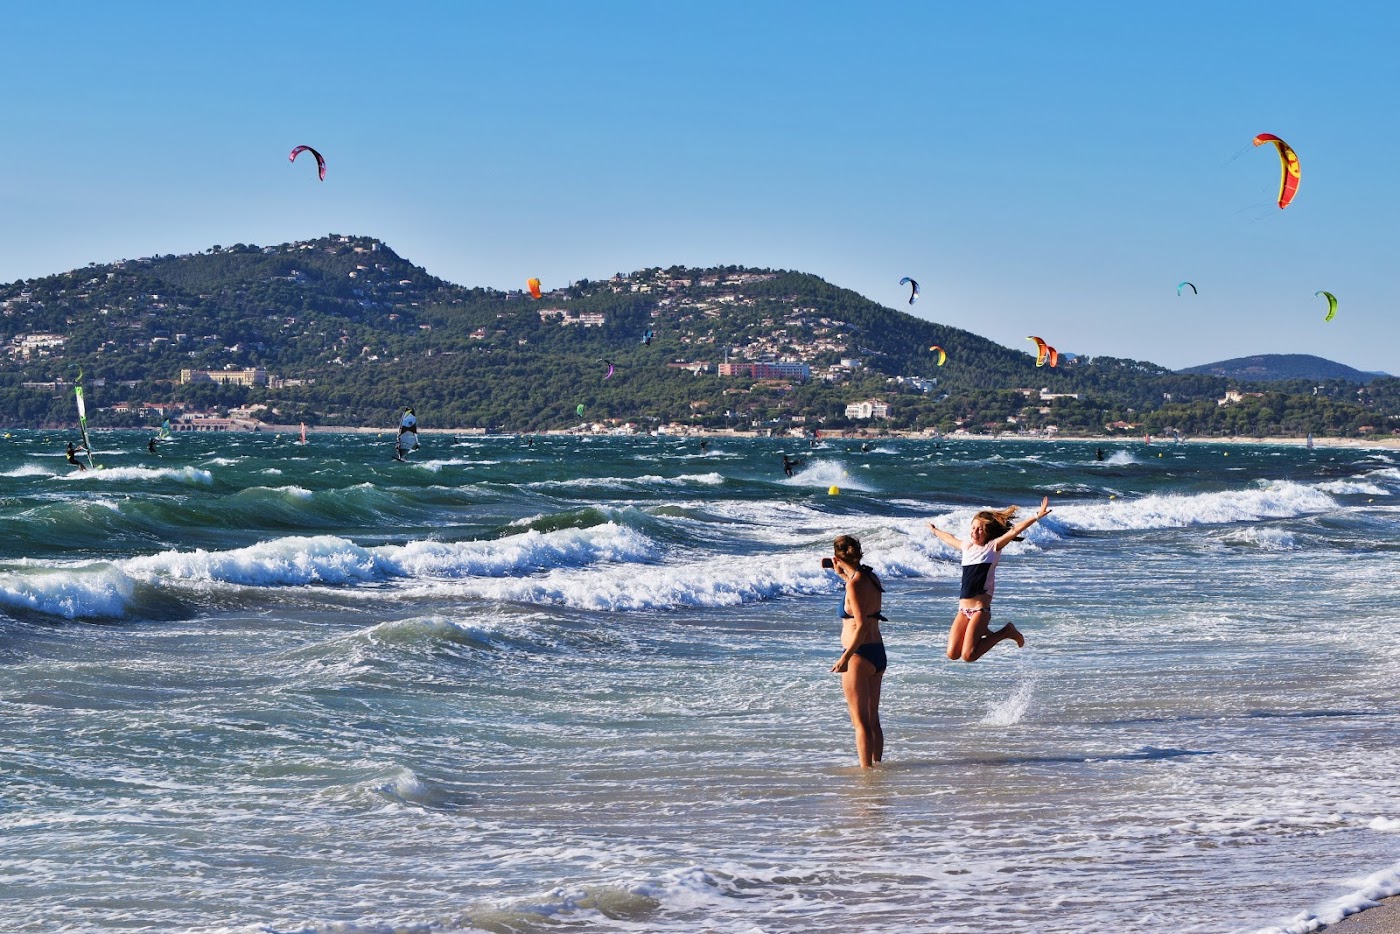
928;497;1051;663
827;535;886;769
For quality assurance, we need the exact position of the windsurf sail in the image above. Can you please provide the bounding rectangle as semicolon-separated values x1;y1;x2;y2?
1306;432;1314;450
299;422;307;444
74;382;96;470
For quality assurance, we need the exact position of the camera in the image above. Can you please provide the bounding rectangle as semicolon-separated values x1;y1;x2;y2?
821;557;834;569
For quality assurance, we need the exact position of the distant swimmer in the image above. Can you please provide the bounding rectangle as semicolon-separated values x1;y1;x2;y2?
66;441;87;471
825;535;886;769
927;497;1052;663
783;454;801;477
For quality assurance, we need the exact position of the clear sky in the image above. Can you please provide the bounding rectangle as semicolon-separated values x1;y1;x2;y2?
2;1;1396;371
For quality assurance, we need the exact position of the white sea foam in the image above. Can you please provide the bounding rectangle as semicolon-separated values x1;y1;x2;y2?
527;471;726;491
980;674;1035;726
0;565;135;618
784;458;874;492
1316;478;1389;495
58;465;214;485
116;523;657;590
1254;863;1400;934
1;464;53;478
1221;527;1302;551
1049;480;1338;532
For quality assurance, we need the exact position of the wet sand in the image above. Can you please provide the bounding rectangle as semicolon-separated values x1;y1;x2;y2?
1322;898;1400;933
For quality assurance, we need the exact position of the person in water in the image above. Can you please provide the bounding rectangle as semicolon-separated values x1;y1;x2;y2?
148;437;158;454
65;441;87;471
395;407;419;461
827;535;886;769
927;497;1051;663
1095;447;1104;461
782;454;800;477
699;439;709;454
398;407;419;446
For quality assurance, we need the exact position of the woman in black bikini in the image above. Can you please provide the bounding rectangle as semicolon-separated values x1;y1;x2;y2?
828;535;885;769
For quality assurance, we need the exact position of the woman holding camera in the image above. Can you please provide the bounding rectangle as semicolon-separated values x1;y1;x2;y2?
826;535;886;769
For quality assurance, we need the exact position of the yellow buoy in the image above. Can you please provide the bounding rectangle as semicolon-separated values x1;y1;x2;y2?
1109;494;1117;500
828;485;840;495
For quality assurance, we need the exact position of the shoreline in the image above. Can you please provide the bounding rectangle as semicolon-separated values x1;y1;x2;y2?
250;424;1400;450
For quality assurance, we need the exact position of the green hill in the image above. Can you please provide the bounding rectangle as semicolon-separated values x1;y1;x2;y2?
1;235;1395;438
1179;354;1386;384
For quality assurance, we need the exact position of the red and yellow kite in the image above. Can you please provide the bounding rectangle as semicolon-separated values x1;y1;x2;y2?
1253;134;1300;209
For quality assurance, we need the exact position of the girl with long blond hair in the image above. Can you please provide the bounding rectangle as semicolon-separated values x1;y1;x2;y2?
927;497;1051;663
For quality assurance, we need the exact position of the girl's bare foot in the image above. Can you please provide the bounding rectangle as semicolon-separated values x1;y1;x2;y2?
1002;623;1025;648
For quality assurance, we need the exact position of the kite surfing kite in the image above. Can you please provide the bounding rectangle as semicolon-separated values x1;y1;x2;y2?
527;278;542;299
1252;133;1300;209
641;330;654;346
929;345;947;366
576;403;586;418
1315;290;1337;322
289;145;326;181
598;359;619;380
1177;281;1197;296
1026;336;1059;368
899;277;919;305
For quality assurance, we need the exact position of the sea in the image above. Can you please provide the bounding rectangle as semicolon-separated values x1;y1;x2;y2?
1;430;1397;934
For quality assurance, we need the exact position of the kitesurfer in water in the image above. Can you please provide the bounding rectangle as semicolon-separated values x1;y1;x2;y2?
783;454;800;477
148;437;158;454
826;535;886;769
927;497;1051;663
700;439;709;454
65;442;87;471
1095;448;1104;461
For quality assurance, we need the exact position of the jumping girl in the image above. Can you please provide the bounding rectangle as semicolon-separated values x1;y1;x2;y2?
927;496;1051;663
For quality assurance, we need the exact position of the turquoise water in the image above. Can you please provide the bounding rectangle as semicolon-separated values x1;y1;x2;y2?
1;431;1397;932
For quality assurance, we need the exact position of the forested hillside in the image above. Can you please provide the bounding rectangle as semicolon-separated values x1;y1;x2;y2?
1;235;1395;437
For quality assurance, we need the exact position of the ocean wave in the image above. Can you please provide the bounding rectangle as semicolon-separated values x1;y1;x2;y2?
57;465;214;485
1316;478;1389;496
400;529;949;612
783;458;874;492
1254;862;1400;934
118;523;656;589
1;464;54;478
527;472;727;491
0;564;136;619
1047;480;1338;533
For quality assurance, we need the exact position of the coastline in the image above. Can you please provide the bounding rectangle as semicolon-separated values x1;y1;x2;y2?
1322;898;1400;933
254;424;1400;450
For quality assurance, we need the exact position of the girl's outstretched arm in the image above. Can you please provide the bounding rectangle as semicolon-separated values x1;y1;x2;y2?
993;496;1052;551
927;521;965;550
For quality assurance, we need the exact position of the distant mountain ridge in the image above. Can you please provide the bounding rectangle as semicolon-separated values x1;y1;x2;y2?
1179;354;1386;384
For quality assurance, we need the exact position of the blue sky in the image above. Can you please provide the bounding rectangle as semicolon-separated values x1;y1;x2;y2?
1;1;1396;371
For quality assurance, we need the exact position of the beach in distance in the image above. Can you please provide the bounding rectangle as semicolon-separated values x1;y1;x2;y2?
2;430;1397;933
273;422;1400;450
